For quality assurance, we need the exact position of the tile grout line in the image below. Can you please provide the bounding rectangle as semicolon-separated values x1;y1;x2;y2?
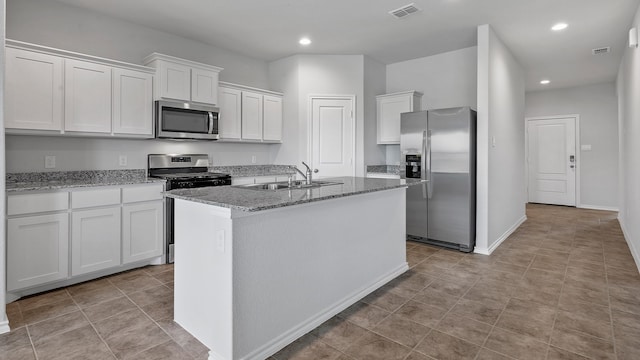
24;320;40;360
67;291;119;360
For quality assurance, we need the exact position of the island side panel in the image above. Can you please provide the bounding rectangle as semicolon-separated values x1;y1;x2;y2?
231;188;408;360
173;200;234;360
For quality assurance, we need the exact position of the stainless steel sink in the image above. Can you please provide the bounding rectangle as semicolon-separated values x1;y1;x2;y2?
232;180;342;191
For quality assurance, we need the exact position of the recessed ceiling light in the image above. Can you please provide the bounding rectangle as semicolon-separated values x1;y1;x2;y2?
299;37;311;46
540;80;551;85
551;23;568;31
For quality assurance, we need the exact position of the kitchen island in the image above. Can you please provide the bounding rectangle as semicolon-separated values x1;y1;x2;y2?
166;177;419;360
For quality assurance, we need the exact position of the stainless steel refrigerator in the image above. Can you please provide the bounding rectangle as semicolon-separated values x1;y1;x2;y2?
400;107;476;252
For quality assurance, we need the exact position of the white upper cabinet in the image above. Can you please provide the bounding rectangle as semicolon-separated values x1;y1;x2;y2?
112;68;153;136
263;94;283;142
376;91;423;144
144;53;223;105
218;86;242;140
191;68;219;105
5;47;64;131
241;91;264;141
4;40;156;138
64;59;112;133
218;82;283;143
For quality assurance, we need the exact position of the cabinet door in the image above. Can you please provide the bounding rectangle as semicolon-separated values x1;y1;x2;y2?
377;95;412;144
71;207;121;276
7;213;69;291
241;91;263;140
218;86;242;139
191;68;219;105
64;59;112;133
122;202;163;264
112;68;153;136
263;95;283;142
5;48;63;131
158;61;190;101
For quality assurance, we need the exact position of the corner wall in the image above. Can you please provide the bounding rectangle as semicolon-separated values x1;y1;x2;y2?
476;24;527;254
616;3;640;271
525;83;619;210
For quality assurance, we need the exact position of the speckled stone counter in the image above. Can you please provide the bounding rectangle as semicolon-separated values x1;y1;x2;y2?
366;165;401;175
208;164;296;177
166;176;422;212
6;169;165;192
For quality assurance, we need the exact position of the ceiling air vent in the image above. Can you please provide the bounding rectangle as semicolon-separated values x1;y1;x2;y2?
592;47;611;55
389;3;421;19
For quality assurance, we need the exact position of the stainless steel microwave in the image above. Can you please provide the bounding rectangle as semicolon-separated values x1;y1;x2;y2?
155;100;220;140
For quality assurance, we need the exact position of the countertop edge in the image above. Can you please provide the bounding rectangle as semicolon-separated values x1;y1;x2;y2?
6;178;166;193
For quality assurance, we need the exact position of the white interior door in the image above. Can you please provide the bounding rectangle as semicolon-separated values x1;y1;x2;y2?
310;96;355;178
527;117;576;206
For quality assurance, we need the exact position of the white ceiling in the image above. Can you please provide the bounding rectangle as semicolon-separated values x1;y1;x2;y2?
53;0;640;91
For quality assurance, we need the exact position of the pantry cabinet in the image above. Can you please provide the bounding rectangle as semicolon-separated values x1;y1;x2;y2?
4;40;155;138
144;53;223;105
218;82;283;143
376;91;422;144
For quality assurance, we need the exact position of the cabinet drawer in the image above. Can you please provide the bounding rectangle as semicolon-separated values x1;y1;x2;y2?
8;192;69;215
71;188;121;209
122;184;164;203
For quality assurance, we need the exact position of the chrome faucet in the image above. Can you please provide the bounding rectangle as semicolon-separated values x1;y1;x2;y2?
292;162;313;185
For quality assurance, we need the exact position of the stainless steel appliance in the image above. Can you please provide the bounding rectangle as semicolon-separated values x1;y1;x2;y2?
155;100;220;140
147;154;231;263
400;107;477;252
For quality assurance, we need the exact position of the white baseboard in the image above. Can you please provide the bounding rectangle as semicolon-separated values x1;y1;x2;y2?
0;319;10;334
474;215;527;255
579;204;619;212
240;263;409;360
619;215;640;273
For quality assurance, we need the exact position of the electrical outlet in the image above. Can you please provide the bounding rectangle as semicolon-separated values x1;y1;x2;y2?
216;230;225;252
251;155;257;164
119;155;127;166
45;155;56;169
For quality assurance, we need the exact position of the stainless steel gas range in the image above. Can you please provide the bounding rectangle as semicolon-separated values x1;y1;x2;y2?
147;154;231;263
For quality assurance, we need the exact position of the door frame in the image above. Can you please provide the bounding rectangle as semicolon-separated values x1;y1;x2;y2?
524;114;581;207
307;94;357;177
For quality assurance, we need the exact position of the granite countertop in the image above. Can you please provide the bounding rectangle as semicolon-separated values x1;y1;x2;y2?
5;169;165;192
209;164;296;177
166;176;423;212
366;165;401;175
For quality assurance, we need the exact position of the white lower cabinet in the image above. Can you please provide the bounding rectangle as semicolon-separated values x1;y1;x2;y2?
6;183;165;293
71;207;121;276
7;213;69;291
122;202;163;264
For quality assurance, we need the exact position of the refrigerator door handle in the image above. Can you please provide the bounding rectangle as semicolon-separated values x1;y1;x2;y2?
426;129;433;199
421;130;427;180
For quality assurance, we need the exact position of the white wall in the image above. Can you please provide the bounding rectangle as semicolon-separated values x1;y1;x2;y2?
1;0;8;334
525;83;619;210
5;0;276;172
476;24;526;254
269;55;370;176
363;56;387;167
616;3;640;270
5;136;274;172
384;47;478;165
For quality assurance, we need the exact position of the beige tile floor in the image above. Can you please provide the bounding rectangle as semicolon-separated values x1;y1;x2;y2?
2;204;640;360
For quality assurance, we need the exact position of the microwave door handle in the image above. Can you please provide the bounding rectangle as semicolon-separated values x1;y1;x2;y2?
208;112;214;134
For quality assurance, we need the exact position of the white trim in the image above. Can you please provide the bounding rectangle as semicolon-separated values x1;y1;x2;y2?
307;94;357;177
0;321;9;335
619;215;640;273
578;204;619;212
238;263;409;360
475;215;527;255
524;114;581;207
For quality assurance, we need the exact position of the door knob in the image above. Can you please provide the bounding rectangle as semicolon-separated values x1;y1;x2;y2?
314;169;319;173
